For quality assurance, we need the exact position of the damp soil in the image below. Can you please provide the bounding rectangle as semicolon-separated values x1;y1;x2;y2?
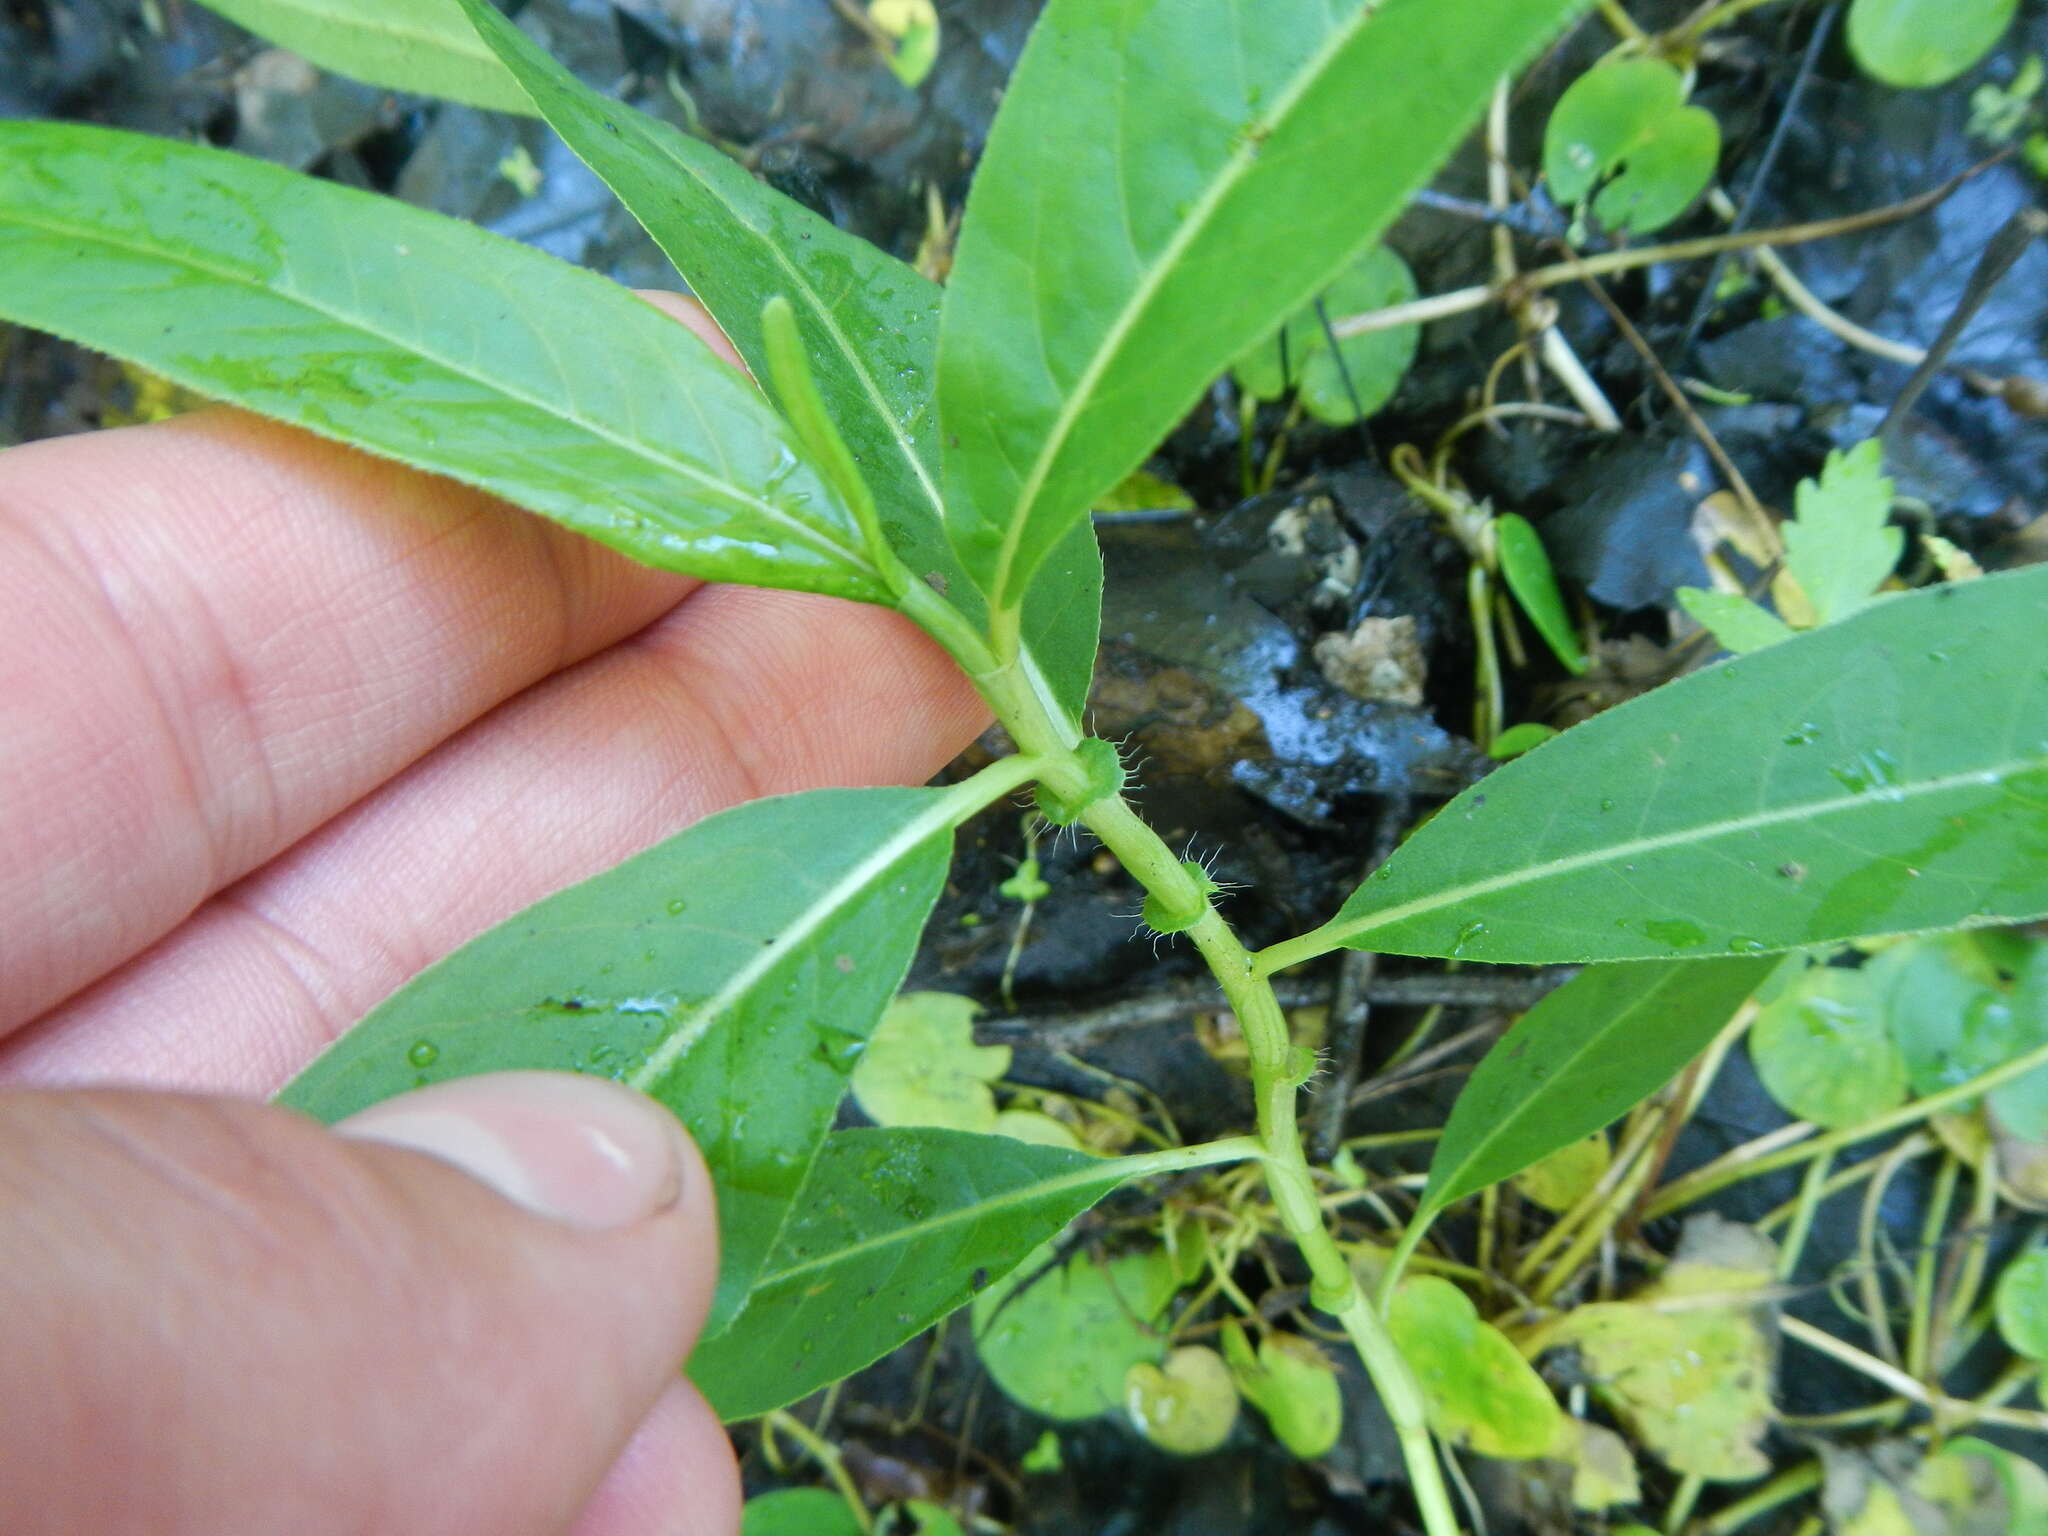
6;2;2047;1531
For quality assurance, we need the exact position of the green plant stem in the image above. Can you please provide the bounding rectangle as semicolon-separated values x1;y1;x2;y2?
1775;1150;1832;1281
763;1408;874;1534
1645;1034;2048;1219
950;607;1462;1536
1698;1460;1821;1536
1940;1140;2001;1352
1664;1472;1705;1535
1906;1153;1959;1379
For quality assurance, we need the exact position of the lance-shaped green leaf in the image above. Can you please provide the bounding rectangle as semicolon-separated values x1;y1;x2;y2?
1260;564;2048;971
1419;958;1773;1218
688;1128;1255;1421
453;0;1102;729
936;0;1590;613
194;0;532;113
281;784;977;1333
1496;513;1588;675
0;121;883;603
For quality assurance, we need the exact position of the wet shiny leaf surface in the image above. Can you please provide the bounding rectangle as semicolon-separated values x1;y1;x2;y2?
1311;565;2048;965
0;122;881;600
458;0;1102;726
281;787;957;1333
937;0;1589;612
692;1131;1152;1421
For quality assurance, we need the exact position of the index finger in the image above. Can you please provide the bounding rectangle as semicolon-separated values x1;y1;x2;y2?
0;292;734;1033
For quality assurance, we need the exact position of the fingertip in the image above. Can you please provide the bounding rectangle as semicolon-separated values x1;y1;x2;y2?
633;290;750;377
571;1380;742;1536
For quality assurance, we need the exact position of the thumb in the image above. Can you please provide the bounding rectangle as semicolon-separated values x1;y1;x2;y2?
0;1075;740;1536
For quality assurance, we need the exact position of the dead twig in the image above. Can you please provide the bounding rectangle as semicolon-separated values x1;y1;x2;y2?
1310;795;1411;1161
983;970;1573;1054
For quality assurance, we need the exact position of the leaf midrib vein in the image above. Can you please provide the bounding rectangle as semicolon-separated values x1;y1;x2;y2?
626;793;949;1091
1328;755;2043;950
752;1161;1124;1290
0;203;865;571
984;7;1374;605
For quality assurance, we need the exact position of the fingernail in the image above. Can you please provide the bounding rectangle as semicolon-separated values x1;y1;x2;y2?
337;1071;691;1230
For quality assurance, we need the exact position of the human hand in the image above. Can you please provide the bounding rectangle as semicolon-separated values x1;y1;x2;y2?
0;293;986;1535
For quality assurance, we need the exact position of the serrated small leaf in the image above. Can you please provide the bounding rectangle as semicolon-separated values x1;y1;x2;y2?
1544;59;1720;233
281;786;959;1334
1542;1217;1775;1480
194;0;531;113
1678;587;1796;653
1420;958;1771;1217
0;122;879;601
1288;564;2048;968
1782;440;1901;626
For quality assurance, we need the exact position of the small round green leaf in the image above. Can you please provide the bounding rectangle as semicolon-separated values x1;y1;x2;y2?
1222;1323;1344;1459
852;992;1011;1132
1233;244;1420;423
1913;1437;2048;1536
991;1108;1083;1150
1995;1246;2048;1361
742;1489;864;1536
1750;965;1908;1128
898;1500;965;1536
1488;722;1559;760
1870;934;2043;1105
1847;0;2018;88
1124;1345;1239;1455
972;1243;1179;1420
1388;1277;1564;1459
1544;60;1720;233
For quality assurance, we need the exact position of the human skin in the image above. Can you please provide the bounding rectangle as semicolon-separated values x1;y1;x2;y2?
0;292;987;1534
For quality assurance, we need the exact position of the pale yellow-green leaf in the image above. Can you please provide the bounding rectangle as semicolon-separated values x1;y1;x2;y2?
1512;1131;1611;1213
1125;1346;1239;1455
992;1108;1083;1150
1544;1217;1776;1481
852;991;1010;1132
1388;1277;1564;1460
1221;1321;1344;1459
1567;1418;1640;1510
